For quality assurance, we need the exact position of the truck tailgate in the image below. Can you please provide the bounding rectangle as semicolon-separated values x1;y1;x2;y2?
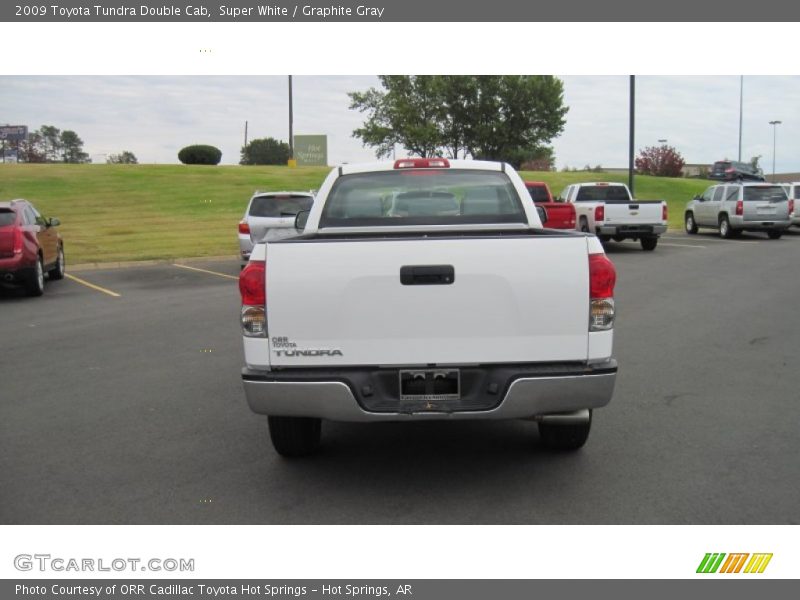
266;234;590;367
604;201;662;225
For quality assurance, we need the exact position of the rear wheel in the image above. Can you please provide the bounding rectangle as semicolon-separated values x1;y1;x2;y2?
26;256;45;297
767;230;783;240
719;215;734;239
685;211;698;234
640;236;658;251
598;234;611;243
268;416;322;457
49;245;65;280
538;411;592;451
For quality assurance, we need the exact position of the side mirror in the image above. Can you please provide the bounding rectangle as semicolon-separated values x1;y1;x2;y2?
693;195;702;202
48;217;60;227
294;210;310;230
536;205;548;225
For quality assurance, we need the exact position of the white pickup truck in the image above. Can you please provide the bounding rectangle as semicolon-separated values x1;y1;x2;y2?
557;182;668;251
239;159;618;457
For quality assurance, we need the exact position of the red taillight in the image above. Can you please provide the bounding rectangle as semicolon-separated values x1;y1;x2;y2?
394;158;450;169
589;253;616;299
594;205;605;222
238;221;250;235
789;199;795;214
736;200;743;216
239;260;266;305
662;204;668;221
13;228;23;254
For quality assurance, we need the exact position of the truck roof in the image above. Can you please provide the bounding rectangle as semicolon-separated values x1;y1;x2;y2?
339;159;505;176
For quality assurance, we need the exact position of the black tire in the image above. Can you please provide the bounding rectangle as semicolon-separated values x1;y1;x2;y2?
598;235;611;243
612;235;625;242
767;230;783;240
268;416;322;457
685;211;698;234
538;411;592;451
640;236;658;251
26;256;45;297
579;217;590;233
719;215;734;239
49;244;65;280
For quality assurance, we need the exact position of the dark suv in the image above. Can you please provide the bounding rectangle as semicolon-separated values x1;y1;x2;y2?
709;160;765;182
0;199;65;296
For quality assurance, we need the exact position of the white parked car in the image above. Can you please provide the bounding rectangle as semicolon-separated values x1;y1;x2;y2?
239;159;618;457
237;191;314;263
557;182;667;251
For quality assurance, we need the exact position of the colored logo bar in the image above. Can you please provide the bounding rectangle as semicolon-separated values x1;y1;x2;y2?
697;553;773;574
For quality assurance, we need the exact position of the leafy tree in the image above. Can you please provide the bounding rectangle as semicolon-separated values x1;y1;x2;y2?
240;137;290;165
349;76;441;159
40;125;61;162
348;76;568;166
16;131;46;163
107;151;138;164
60;130;90;163
178;144;222;165
635;144;685;177
518;146;556;171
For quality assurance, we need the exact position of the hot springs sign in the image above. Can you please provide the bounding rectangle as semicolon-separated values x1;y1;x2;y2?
294;135;328;167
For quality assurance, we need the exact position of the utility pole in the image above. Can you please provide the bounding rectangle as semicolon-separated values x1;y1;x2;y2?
244;120;248;148
628;75;635;195
288;75;294;162
738;76;743;162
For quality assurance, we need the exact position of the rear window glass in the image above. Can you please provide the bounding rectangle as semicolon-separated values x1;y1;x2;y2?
794;187;800;200
249;195;313;218
526;185;550;202
743;186;788;202
319;169;526;228
0;208;18;226
0;210;16;226
575;185;630;203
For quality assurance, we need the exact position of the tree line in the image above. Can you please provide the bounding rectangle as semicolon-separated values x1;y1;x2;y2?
10;125;90;163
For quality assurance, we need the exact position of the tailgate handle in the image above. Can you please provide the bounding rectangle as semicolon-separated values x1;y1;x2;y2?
400;265;455;285
628;204;639;209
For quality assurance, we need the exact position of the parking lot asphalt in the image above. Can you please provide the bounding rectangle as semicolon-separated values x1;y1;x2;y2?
1;230;799;524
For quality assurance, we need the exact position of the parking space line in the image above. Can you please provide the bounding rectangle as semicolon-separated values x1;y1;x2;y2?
659;242;707;249
173;263;238;281
662;236;759;243
65;273;121;298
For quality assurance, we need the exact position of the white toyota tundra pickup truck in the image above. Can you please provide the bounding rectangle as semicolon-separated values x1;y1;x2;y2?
239;159;618;457
558;182;668;251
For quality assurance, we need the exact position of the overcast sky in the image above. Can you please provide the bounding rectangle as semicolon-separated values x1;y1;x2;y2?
2;75;798;172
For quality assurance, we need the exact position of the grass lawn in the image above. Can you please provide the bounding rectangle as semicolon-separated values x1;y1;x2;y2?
0;164;710;264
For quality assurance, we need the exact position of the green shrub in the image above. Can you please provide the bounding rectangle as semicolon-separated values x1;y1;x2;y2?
178;145;222;165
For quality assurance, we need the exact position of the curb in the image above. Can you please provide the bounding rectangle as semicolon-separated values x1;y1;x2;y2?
69;255;238;272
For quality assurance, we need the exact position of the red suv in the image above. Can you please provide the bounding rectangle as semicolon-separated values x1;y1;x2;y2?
0;199;65;296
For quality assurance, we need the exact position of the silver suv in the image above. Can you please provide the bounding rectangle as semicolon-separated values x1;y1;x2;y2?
238;191;314;262
685;183;792;240
781;182;800;226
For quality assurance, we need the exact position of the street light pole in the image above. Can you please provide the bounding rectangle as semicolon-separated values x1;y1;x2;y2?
768;120;781;180
628;75;635;195
738;76;743;162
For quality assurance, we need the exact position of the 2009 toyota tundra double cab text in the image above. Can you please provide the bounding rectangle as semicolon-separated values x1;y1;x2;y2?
239;159;618;457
